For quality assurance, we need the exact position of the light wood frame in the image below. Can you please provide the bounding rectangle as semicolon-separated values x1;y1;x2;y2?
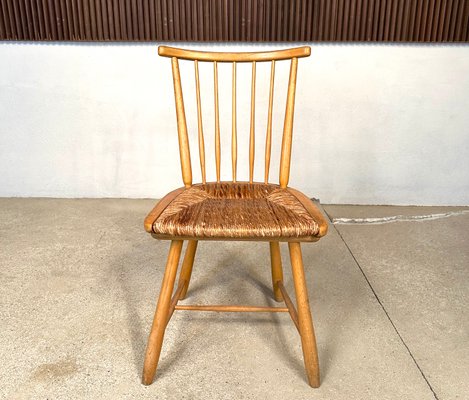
142;46;322;388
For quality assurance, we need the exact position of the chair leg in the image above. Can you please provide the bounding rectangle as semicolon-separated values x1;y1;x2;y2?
288;242;320;388
142;240;183;385
178;240;198;300
269;242;284;302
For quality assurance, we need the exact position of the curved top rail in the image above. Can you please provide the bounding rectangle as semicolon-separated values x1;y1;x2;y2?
158;46;311;62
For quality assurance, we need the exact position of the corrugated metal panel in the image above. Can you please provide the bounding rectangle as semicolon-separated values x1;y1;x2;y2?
0;0;468;41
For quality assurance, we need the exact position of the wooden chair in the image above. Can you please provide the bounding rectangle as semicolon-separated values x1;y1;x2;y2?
142;46;328;388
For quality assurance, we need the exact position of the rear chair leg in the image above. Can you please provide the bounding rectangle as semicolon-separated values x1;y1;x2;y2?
269;242;284;302
142;240;183;385
288;242;320;388
178;240;198;300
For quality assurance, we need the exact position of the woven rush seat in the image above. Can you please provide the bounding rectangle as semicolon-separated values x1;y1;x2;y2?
148;182;328;241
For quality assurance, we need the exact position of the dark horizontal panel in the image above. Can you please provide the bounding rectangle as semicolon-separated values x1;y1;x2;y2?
0;0;468;42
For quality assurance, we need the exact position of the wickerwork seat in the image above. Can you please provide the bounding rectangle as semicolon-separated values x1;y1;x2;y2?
149;182;328;241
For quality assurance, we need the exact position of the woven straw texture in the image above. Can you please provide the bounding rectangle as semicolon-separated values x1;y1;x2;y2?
152;183;322;240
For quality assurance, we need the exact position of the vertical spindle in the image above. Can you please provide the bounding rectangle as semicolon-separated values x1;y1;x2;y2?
214;61;221;182
249;61;256;183
232;61;237;182
264;60;275;183
194;60;206;184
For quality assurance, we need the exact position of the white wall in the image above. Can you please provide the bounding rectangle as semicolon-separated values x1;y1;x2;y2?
1;42;468;205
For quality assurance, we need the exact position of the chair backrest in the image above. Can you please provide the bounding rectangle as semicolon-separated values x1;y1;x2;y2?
158;45;311;189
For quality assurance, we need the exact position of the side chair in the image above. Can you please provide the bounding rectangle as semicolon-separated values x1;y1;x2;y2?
142;46;328;388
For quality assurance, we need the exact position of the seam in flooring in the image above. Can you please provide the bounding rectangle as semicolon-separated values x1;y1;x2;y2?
323;209;440;400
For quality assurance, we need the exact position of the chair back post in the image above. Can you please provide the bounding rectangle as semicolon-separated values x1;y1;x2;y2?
171;56;192;187
279;57;298;188
160;46;310;188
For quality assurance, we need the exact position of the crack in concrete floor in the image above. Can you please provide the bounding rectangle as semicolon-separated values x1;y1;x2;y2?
332;210;469;225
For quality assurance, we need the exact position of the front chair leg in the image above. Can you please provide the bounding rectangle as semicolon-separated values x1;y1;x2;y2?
288;242;320;388
269;242;284;302
142;240;183;385
178;240;198;300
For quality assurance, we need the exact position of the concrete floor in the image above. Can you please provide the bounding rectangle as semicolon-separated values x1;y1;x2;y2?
0;199;468;400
